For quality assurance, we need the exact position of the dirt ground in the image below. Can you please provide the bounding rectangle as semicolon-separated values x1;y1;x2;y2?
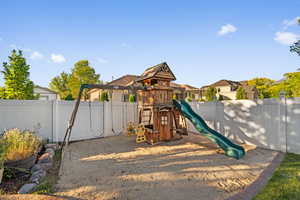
55;134;278;200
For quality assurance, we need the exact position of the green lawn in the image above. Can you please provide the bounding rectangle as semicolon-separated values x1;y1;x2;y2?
253;153;300;200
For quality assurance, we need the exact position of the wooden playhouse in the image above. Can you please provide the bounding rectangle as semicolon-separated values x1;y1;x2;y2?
135;62;188;144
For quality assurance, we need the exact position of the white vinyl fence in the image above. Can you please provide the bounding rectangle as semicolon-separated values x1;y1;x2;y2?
188;97;300;154
0;100;138;142
0;98;299;154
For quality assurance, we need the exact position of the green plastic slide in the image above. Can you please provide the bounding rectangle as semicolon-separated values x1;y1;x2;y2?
173;100;245;159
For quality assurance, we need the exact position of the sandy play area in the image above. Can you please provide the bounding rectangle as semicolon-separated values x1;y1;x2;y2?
55;134;278;200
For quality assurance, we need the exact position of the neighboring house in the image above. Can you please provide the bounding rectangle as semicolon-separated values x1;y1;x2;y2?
170;82;200;100
87;75;139;102
87;73;200;102
34;86;58;100
200;80;258;100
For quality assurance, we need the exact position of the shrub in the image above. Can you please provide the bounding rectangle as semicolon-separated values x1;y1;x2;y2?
2;129;41;162
186;96;192;102
0;139;8;166
100;91;109;102
128;94;136;103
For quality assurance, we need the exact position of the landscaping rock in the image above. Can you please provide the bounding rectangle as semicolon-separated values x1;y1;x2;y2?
45;143;58;151
38;152;53;164
30;169;46;184
30;164;42;173
39;162;53;170
45;148;55;157
18;183;37;194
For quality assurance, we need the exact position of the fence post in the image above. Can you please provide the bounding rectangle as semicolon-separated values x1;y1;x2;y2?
51;100;56;142
279;92;287;152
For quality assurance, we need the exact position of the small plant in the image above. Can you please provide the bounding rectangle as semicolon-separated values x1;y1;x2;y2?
186;96;192;102
0;139;8;166
99;91;109;102
2;128;41;162
128;94;136;103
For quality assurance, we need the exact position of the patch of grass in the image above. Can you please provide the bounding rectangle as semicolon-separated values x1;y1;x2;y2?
253;153;300;200
32;149;62;194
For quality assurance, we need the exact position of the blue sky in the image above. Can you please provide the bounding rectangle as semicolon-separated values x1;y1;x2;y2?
0;0;299;87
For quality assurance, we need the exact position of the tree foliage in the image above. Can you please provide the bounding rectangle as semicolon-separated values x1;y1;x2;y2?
1;50;36;99
100;91;109;102
68;60;100;99
236;87;246;100
248;78;274;99
270;72;300;98
49;72;72;100
205;87;217;101
49;60;101;100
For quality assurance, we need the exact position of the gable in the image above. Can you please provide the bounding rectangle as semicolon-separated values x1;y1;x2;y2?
137;62;176;82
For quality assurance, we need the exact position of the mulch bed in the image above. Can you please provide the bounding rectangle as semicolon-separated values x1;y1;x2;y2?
0;146;46;194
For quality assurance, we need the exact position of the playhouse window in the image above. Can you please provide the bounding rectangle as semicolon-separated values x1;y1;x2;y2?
161;116;168;125
151;79;158;85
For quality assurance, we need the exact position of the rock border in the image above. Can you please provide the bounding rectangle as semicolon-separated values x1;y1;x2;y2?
18;144;58;194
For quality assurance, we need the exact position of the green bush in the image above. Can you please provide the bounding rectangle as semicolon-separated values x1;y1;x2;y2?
128;94;136;103
0;139;8;167
100;91;109;102
2;129;41;162
186;96;192;102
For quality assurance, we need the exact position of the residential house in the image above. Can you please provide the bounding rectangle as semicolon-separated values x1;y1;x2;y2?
200;79;258;100
87;75;139;102
170;82;201;100
34;85;58;100
87;74;200;102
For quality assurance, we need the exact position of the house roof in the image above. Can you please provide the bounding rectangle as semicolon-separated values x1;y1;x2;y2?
34;85;57;94
170;82;198;90
210;79;241;87
107;75;140;86
136;62;176;82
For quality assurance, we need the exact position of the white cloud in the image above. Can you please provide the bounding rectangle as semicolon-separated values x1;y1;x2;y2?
283;16;300;29
97;57;109;64
30;51;44;60
274;32;299;45
218;24;237;35
51;54;66;63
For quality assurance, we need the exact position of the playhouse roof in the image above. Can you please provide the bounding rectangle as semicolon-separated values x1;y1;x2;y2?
136;62;176;82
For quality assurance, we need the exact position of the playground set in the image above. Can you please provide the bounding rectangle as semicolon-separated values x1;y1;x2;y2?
62;62;245;159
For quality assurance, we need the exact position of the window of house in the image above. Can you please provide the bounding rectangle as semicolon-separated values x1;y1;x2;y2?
161;116;168;125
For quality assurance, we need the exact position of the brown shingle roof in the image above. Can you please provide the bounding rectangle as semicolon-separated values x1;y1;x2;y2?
136;62;176;82
210;79;241;87
170;82;198;90
107;75;140;86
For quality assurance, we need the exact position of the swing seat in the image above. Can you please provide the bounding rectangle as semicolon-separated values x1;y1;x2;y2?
136;124;147;143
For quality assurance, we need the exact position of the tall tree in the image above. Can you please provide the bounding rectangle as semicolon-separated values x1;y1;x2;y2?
248;78;274;99
205;87;217;101
1;50;35;99
68;60;100;99
49;72;72;100
236;87;246;99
